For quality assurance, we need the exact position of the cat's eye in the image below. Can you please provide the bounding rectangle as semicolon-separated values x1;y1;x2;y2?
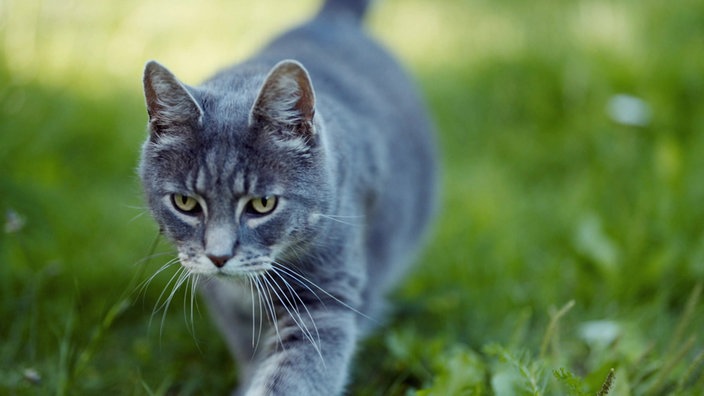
172;194;202;214
247;196;277;215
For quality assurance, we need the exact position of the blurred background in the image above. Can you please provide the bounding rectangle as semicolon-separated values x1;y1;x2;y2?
1;0;703;394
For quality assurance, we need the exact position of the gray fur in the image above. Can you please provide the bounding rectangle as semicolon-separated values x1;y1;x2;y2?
138;0;437;394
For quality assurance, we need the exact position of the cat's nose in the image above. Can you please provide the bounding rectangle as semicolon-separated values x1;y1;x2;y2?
207;254;231;268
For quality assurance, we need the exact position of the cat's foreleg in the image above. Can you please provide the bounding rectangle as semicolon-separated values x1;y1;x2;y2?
200;280;260;381
243;309;357;396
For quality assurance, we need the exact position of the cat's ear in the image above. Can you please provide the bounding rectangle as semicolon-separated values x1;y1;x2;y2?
249;60;316;137
143;60;203;138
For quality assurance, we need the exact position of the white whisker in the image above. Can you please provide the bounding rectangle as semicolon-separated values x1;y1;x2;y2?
127;210;149;224
254;276;265;354
135;251;177;265
156;267;191;338
271;261;375;323
252;275;283;350
262;273;322;359
314;213;363;227
191;274;200;325
149;263;182;325
247;276;258;349
271;261;325;307
261;275;298;350
136;256;180;301
167;268;192;333
269;267;321;349
185;273;200;337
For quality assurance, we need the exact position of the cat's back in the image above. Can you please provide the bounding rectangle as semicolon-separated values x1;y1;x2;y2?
260;2;439;294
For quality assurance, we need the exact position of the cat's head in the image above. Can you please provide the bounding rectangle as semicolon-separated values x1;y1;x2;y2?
139;60;332;277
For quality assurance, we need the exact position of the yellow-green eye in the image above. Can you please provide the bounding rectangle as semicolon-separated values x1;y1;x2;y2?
172;194;201;214
248;196;277;215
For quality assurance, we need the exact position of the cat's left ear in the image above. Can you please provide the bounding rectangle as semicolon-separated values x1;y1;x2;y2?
143;60;203;139
249;60;316;137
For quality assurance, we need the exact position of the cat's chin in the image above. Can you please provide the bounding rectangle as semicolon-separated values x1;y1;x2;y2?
178;256;273;278
218;265;271;278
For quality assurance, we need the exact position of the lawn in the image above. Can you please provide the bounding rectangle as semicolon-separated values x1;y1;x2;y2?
1;0;703;394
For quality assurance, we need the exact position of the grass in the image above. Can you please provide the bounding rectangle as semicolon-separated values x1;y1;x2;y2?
1;0;704;394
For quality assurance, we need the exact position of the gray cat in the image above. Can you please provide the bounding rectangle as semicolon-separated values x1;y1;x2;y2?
138;0;437;394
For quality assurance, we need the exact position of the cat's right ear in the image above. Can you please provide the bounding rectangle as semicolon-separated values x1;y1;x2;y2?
143;61;203;139
249;60;316;137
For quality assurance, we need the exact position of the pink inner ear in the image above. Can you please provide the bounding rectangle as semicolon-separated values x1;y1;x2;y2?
290;69;315;122
143;61;203;132
251;60;316;128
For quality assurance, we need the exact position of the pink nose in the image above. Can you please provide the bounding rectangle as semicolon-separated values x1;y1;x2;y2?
207;255;231;268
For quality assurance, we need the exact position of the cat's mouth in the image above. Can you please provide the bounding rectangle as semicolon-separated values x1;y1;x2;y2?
175;249;277;278
219;262;272;277
179;257;272;278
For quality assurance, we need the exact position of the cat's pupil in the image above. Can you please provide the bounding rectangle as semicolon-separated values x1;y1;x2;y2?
248;196;277;215
172;194;200;214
